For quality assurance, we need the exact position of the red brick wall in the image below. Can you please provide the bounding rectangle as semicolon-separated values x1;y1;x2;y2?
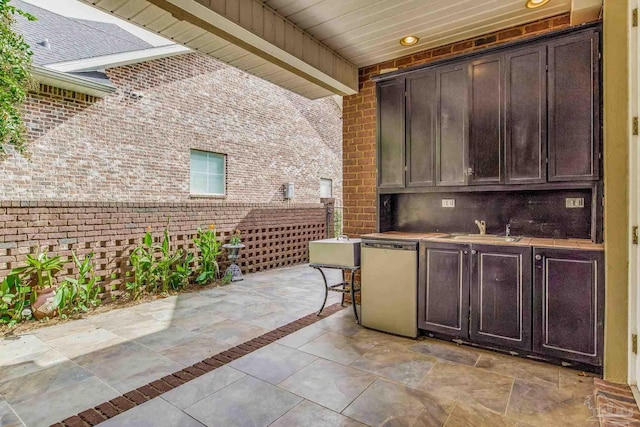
0;201;328;292
342;14;573;237
3;52;342;205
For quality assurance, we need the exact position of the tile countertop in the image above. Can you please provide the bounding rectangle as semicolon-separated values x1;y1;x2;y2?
363;232;604;251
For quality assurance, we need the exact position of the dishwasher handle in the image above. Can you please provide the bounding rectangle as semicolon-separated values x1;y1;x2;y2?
362;241;417;251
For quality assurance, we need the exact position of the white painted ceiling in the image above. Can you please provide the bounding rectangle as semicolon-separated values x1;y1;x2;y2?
81;0;601;98
263;0;575;68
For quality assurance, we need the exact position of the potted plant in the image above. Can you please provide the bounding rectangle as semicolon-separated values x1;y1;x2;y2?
222;229;245;282
12;247;65;320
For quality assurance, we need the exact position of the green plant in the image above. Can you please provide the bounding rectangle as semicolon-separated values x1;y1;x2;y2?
169;252;194;290
128;230;157;299
333;208;342;237
229;228;242;245
221;270;233;285
53;251;101;316
0;0;36;156
11;248;64;305
0;272;30;324
194;225;222;284
155;228;186;293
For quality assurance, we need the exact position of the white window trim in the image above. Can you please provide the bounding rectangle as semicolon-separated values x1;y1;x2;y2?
190;150;226;196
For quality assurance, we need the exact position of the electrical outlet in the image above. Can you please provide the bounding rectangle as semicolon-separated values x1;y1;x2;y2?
441;199;455;208
565;198;585;208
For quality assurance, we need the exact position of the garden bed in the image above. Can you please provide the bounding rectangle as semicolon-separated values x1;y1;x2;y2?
0;278;230;337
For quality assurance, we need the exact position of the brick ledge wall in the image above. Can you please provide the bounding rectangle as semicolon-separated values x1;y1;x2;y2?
0;200;333;292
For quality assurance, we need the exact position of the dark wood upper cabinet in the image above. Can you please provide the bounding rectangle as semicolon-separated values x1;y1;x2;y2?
548;31;600;181
406;71;437;187
377;79;405;189
505;46;547;184
375;26;601;192
533;248;604;365
468;55;504;185
419;241;469;337
436;64;468;186
470;245;532;350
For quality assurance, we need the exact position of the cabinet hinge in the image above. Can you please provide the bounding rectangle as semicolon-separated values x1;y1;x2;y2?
633;8;638;27
633;117;639;136
633;334;638;354
633;226;638;245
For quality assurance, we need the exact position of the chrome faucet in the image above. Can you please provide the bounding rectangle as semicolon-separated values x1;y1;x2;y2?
474;220;486;235
506;224;511;237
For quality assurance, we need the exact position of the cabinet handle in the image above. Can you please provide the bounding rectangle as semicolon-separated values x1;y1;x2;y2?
535;255;542;261
463;250;468;254
471;250;477;255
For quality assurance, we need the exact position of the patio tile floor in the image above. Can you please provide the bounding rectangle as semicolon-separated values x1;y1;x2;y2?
0;265;608;426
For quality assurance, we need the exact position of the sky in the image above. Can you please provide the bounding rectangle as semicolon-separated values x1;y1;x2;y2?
21;0;173;46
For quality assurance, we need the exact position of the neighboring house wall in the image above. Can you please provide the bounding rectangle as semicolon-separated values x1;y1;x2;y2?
341;14;572;237
1;52;343;206
0;51;342;282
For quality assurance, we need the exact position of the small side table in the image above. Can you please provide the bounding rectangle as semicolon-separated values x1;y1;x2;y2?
309;264;361;324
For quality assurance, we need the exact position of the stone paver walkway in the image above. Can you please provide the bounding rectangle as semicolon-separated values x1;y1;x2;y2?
0;265;608;426
0;265;341;427
96;307;602;427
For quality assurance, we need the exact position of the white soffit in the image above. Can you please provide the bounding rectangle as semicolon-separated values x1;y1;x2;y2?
264;0;586;68
80;0;357;99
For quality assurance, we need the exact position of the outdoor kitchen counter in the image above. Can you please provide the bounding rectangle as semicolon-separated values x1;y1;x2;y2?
361;232;448;241
422;235;604;250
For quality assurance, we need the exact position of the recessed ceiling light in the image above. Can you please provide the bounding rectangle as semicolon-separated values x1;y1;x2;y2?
526;0;550;8
400;35;419;46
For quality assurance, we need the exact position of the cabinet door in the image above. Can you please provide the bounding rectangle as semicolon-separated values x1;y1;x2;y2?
377;79;405;188
505;46;547;184
406;71;436;187
548;31;600;181
468;55;504;184
533;248;604;366
418;242;469;337
436;64;468;186
470;245;532;350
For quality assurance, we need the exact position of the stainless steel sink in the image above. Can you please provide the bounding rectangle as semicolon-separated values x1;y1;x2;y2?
444;234;523;243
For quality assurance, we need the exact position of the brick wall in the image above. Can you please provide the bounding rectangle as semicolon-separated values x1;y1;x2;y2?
342;14;573;237
1;52;342;205
0;201;329;291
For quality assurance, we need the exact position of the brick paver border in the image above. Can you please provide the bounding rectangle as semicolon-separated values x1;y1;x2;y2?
50;303;344;427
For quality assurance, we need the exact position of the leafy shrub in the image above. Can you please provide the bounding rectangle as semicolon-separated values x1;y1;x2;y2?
128;226;196;298
194;225;222;284
0;273;27;325
53;252;101;316
128;230;157;299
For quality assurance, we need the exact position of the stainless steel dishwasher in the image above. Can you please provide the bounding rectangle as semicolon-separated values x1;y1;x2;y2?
360;239;418;338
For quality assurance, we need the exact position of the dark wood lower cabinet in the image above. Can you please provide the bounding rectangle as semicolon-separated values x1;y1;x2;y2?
419;242;469;338
418;242;604;366
533;248;604;366
470;245;532;350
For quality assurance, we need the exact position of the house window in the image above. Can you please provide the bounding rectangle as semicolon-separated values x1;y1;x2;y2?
190;150;225;195
320;178;332;198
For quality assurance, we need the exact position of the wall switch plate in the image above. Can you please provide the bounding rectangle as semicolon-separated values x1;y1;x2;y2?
441;199;455;208
565;198;585;208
